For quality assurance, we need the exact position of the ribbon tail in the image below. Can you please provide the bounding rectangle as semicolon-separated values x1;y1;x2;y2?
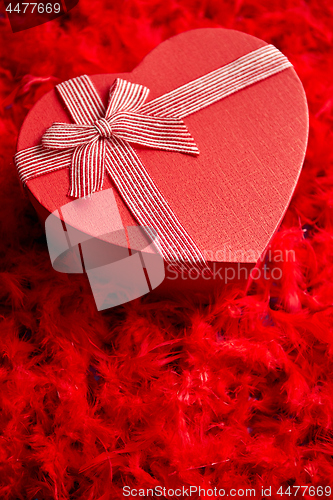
104;137;209;272
15;145;73;185
69;139;106;198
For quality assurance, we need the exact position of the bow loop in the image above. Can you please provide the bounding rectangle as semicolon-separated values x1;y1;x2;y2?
105;78;150;117
41;77;199;197
111;112;200;154
42;122;98;150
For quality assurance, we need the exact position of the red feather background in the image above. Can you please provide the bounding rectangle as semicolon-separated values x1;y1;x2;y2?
1;1;333;499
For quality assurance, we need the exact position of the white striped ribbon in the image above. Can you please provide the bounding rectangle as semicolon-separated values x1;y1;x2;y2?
15;45;292;268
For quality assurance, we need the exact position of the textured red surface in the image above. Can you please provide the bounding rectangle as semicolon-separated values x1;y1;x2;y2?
0;1;333;499
17;29;308;267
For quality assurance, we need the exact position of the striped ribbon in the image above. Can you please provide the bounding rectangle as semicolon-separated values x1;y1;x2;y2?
15;44;292;268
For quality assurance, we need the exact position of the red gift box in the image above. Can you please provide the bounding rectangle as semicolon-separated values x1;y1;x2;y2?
15;28;308;299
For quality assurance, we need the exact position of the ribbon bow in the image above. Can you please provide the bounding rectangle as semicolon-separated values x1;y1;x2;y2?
42;78;199;198
15;45;292;268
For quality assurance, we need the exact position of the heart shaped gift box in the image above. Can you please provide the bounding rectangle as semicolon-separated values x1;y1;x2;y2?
15;28;308;299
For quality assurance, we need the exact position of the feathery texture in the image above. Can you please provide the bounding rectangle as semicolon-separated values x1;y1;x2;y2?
0;0;333;498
